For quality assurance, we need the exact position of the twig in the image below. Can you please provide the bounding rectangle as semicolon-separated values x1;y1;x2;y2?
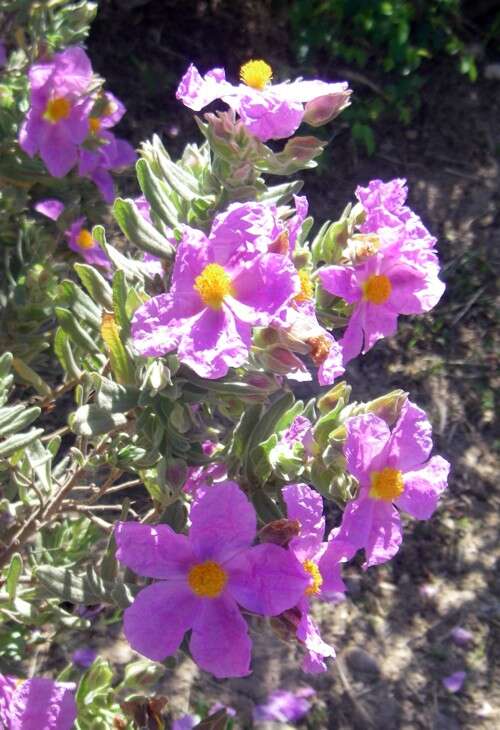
450;284;487;326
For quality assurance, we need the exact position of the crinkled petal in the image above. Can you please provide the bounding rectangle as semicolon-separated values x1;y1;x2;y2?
282;483;325;552
229;253;299;326
39;124;78;177
319;265;360;303
10;677;76;730
227;542;309;615
124;582;198;661
363;502;402;569
209;201;280;260
115;521;195;578
297;612;335;674
34;199;65;221
190;594;251;678
317;538;350;597
189;481;256;562
237;92;304;141
386;400;433;471
340;306;364;364
177;305;251;378
362;302;399;352
396;456;450;519
176;63;232;111
344;413;391;483
272;78;350;104
131;293;184;357
317;335;345;385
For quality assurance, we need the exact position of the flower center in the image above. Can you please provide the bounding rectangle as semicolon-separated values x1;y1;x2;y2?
193;263;234;310
307;334;332;365
240;59;273;90
303;560;323;596
369;467;404;501
295;269;314;302
88;117;101;134
188;560;227;598
44;96;71;123
76;228;95;250
363;274;392;305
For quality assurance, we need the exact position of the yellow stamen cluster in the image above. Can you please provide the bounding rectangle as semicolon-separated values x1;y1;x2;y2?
369;467;404;501
76;229;95;250
295;269;314;303
363;274;392;305
240;59;273;91
44;97;71;123
303;559;323;596
194;263;234;310
88;117;101;134
188;560;228;598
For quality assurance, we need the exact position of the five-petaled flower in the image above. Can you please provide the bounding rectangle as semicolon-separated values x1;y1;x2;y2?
66;217;111;269
131;202;301;378
176;60;351;141
19;46;95;177
115;481;309;678
336;400;450;568
282;483;351;672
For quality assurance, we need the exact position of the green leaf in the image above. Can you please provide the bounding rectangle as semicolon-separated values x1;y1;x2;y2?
57;279;102;329
100;313;135;385
113;197;176;259
136;157;180;227
71;405;128;437
36;565;138;608
55;307;101;354
5;553;22;602
54;328;83;379
93;225;146;281
11;358;52;397
0;405;41;437
25;438;53;492
75;263;114;310
0;428;45;458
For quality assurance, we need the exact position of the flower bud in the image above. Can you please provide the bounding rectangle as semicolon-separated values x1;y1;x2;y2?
317;381;352;414
303;90;352;126
365;390;408;426
258;518;301;547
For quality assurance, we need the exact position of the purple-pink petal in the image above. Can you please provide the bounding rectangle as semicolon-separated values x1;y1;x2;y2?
115;521;195;579
226;542;309;615
450;627;473;647
189;481;256;562
385;400;433;471
9;677;77;730
253;687;315;723
363;501;403;569
319;265;360;303
124;581;198;662
297;612;335;674
282;483;325;553
190;594;251;678
396;455;450;520
442;671;466;693
34;199;65;221
131;294;183;357
344;413;392;483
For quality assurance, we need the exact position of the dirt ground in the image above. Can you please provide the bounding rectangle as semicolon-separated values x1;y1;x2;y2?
84;2;499;727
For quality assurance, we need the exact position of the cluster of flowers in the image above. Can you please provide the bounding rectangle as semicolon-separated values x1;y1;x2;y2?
18;45;139;271
116;398;449;678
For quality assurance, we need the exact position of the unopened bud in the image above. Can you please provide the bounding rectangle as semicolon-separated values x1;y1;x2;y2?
282;135;325;162
366;390;408;426
317;381;351;414
303;89;352;127
259;518;301;547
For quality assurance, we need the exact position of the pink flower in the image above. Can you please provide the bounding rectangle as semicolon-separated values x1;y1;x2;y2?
183;441;227;497
19;46;94;177
176;61;351;141
0;674;76;730
319;226;445;364
253;686;315;723
66;217;111;269
131;203;301;379
115;482;309;678
336;400;450;568
34;199;65;221
356;178;438;255
78;130;136;203
442;671;466;693
282;483;351;673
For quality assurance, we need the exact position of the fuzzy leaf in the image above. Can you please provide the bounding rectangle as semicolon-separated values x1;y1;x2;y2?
100;313;135;385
